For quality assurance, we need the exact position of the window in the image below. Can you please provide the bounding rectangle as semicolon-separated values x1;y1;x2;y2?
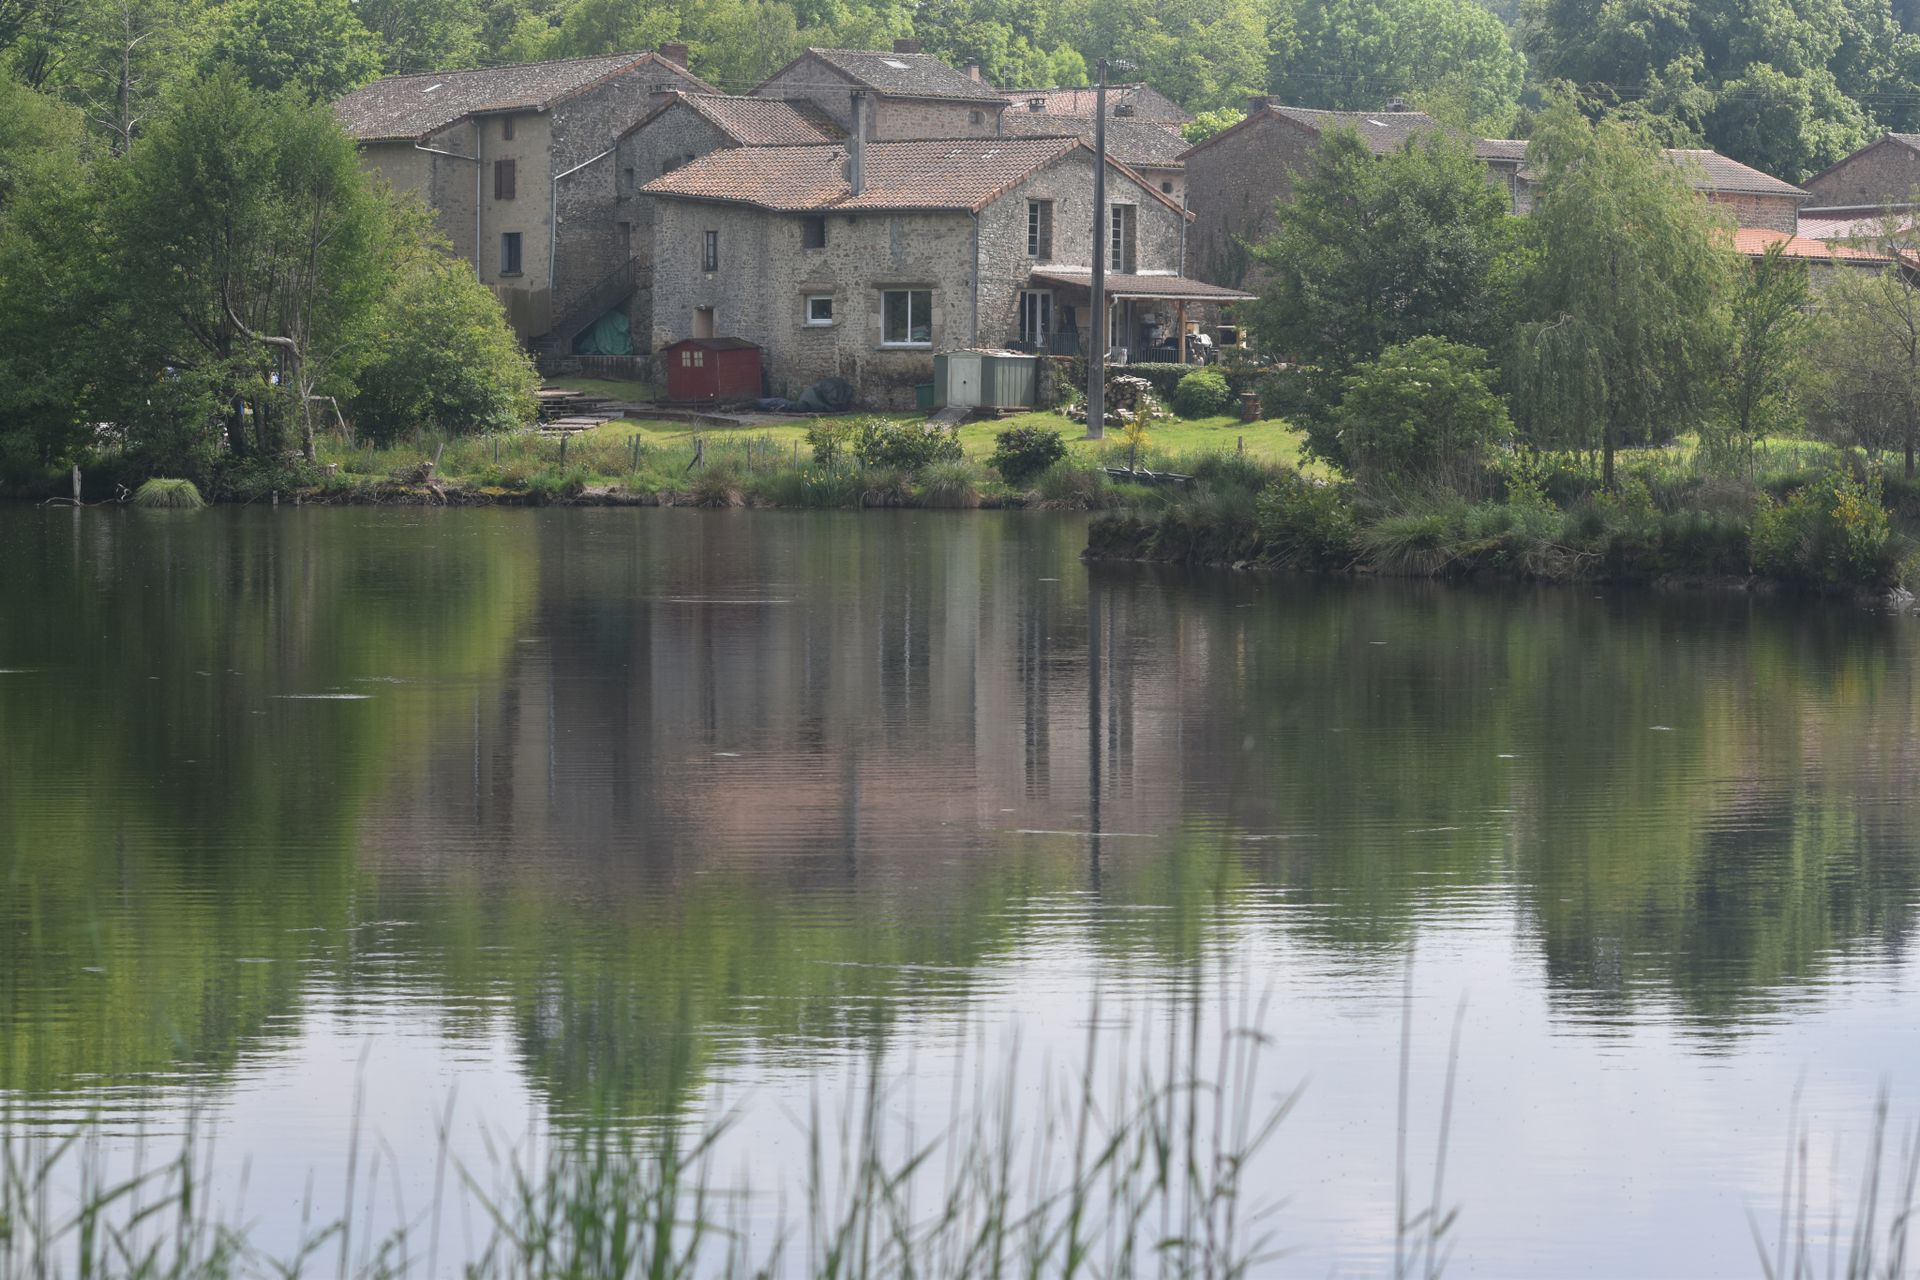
806;295;834;325
679;348;706;367
499;232;522;275
1160;180;1173;194
969;110;983;125
693;306;715;338
801;215;827;249
493;157;516;200
1026;199;1053;259
1109;204;1135;272
622;165;635;193
702;230;718;272
881;289;933;346
501;116;514;141
1018;290;1050;347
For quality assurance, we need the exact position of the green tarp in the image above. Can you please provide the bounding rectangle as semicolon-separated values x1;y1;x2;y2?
570;308;633;356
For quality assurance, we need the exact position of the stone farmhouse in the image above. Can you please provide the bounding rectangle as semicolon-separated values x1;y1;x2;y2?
640;132;1248;406
1182;99;1811;288
1804;135;1920;209
752;44;1011;139
334;47;713;344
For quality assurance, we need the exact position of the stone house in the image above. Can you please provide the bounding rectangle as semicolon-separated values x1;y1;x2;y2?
1002;115;1192;204
1001;82;1193;127
1183;98;1810;288
641;134;1246;406
752;43;1010;141
1804;135;1920;208
333;47;714;343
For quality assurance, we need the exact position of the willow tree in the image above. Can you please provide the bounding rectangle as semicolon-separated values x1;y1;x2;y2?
1506;95;1733;488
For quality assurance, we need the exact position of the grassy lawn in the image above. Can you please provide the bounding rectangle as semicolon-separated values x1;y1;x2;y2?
574;408;1315;470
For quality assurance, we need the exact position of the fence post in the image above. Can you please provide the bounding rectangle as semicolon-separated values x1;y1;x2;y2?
71;465;81;503
559;433;568;466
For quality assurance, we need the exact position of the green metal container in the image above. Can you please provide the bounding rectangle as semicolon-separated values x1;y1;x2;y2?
915;382;937;411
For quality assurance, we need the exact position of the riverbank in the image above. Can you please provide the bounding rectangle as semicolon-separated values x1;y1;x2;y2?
1084;448;1920;601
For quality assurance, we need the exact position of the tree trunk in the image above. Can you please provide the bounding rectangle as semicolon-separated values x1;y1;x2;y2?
1602;418;1615;491
227;395;248;459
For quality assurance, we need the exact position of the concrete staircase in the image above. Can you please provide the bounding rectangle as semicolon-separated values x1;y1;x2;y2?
536;387;622;436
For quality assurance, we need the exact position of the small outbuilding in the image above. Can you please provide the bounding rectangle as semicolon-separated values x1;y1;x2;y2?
934;350;1039;409
662;338;763;404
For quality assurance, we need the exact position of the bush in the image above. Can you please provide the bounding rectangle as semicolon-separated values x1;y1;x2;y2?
688;464;744;508
806;420;854;468
988;425;1069;486
1035;462;1113;509
1337;338;1511;496
1752;466;1901;590
1255;472;1357;569
1171;369;1233;419
1120;363;1190;398
916;460;983;508
850;418;963;471
132;477;205;509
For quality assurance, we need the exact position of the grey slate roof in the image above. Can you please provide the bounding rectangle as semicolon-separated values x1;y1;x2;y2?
1180;102;1450;163
999;115;1190;169
792;48;1008;103
1664;149;1807;198
335;51;714;142
642;135;1184;215
656;93;845;145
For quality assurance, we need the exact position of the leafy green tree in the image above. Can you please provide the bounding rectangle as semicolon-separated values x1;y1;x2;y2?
1271;0;1525;128
202;0;380;100
1244;127;1515;460
1086;0;1268;110
355;0;480;74
1519;0;1910;180
1336;336;1512;494
109;72;387;460
1506;96;1734;489
351;219;539;443
1803;239;1920;476
1711;240;1810;474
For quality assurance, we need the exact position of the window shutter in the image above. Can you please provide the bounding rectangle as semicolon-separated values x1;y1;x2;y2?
495;158;516;200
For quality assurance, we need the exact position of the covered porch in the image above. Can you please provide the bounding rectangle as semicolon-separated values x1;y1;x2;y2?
1016;271;1256;362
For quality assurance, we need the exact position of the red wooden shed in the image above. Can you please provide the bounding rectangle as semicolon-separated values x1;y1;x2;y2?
661;338;762;404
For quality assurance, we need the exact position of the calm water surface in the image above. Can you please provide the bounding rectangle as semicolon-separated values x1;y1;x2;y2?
5;506;1920;1276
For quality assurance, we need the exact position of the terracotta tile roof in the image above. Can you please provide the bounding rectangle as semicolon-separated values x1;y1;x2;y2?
1666;149;1806;199
1001;83;1193;124
775;48;1008;103
999;115;1189;168
653;93;845;146
1729;227;1893;262
1029;270;1255;301
642;135;1183;214
335;51;714;142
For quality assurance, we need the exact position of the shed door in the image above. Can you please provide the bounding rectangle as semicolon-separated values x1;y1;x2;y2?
949;355;981;408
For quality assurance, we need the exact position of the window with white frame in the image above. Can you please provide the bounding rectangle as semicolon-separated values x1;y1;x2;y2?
1108;204;1135;272
806;295;834;325
1018;290;1050;348
1027;199;1053;259
881;289;933;346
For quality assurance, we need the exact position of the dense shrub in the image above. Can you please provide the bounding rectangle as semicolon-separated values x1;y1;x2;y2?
1035;462;1113;509
806;420;853;467
988;425;1069;485
851;419;963;471
1254;472;1358;569
916;460;983;508
1172;369;1233;419
132;478;205;509
1337;338;1511;496
1752;467;1901;590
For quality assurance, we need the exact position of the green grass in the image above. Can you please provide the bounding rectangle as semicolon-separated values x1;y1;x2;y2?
131;478;206;510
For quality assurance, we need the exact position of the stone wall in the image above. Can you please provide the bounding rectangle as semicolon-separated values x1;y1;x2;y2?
613;107;736;348
1706;191;1802;234
1182;112;1318;289
1806;138;1920;208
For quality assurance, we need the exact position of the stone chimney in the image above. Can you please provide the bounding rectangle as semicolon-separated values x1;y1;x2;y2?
656;42;689;67
893;38;921;54
848;91;866;196
1384;95;1411;112
964;61;982;81
1246;94;1272;116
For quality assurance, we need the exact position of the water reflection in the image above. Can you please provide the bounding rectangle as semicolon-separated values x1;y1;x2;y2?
4;508;1920;1271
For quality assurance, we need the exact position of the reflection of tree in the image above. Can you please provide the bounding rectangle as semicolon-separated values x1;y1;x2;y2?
7;510;1920;1130
0;510;539;1095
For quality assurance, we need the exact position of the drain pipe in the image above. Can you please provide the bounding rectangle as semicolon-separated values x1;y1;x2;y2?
550;146;616;295
848;91;866;195
969;210;981;345
414;136;481;270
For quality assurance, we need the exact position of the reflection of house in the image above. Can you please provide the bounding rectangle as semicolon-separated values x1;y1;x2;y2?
1183;98;1811;288
642;129;1245;406
334;47;714;345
